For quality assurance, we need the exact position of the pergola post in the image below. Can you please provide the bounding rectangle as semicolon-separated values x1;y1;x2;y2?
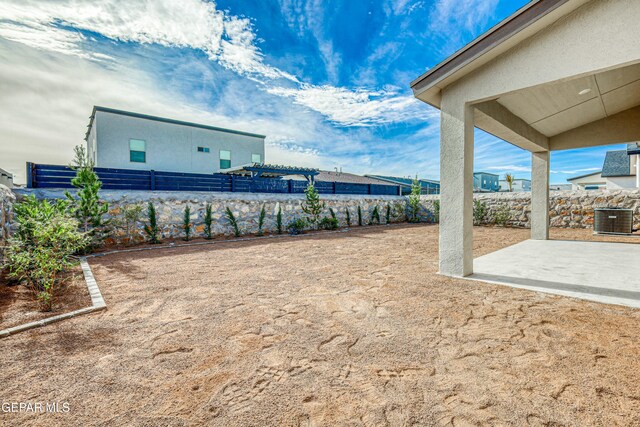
531;150;550;240
439;101;474;277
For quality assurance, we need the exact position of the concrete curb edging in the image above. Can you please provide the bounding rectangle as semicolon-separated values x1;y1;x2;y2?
0;258;106;339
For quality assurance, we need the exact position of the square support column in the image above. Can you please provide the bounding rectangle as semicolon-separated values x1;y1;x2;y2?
439;102;474;277
531;150;550;240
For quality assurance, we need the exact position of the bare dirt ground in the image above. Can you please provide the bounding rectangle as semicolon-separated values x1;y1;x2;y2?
1;224;640;426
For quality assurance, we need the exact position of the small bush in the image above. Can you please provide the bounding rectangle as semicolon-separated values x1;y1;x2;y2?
257;205;266;236
276;206;283;234
473;199;488;225
204;203;213;239
225;207;240;237
183;205;192;241
329;208;336;220
432;200;440;223
287;218;307;235
408;177;421;223
319;216;339;230
345;208;351;227
143;202;161;244
357;206;363;226
492;204;512;226
369;206;380;225
119;203;144;245
385;205;391;224
6;196;88;311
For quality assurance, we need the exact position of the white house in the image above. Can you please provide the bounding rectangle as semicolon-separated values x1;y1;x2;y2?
85;106;266;174
0;168;13;188
499;178;531;192
568;143;640;190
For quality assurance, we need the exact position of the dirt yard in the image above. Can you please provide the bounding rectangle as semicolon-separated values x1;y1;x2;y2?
1;225;640;426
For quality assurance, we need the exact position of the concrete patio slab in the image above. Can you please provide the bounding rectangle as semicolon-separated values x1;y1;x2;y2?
471;239;640;308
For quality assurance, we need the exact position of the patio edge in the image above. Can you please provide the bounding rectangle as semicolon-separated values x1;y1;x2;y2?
0;258;106;339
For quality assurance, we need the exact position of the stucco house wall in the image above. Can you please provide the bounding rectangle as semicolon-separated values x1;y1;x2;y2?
91;109;265;174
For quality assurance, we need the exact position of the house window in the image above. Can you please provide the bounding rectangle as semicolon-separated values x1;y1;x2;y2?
197;146;210;153
251;153;261;164
220;150;231;169
129;139;146;163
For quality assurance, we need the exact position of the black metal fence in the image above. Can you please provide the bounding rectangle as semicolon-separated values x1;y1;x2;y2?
27;163;401;196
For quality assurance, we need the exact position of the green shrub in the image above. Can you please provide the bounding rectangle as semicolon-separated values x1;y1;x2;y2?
385;205;391;224
6;196;88;311
432;200;440;223
204;203;213;239
143;202;161;244
319;216;339;230
302;183;325;229
119;203;144;245
257;205;266;236
345;208;351;226
408;177;421;223
276;206;283;234
357;206;363;226
287;218;307;235
329;207;336;220
183;205;192;241
473;199;488;225
225;207;240;237
369;206;380;225
65;145;109;247
492;204;512;226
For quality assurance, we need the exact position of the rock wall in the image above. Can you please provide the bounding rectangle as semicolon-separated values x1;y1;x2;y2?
17;189;407;244
0;184;15;247
421;189;640;229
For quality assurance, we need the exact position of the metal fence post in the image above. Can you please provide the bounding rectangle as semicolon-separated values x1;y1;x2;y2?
231;175;236;192
288;179;293;193
368;183;372;195
150;170;156;191
26;162;34;188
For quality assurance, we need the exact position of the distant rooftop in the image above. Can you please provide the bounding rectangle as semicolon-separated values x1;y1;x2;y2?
220;163;318;179
0;168;13;178
287;170;390;185
365;175;440;187
601;150;631;177
85;106;266;141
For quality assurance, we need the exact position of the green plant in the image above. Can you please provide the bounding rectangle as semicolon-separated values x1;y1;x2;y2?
329;208;336;220
204;203;213;239
302;183;325;229
492;204;512;226
408;177;421;223
319;216;339;230
257;205;266;236
345;208;351;226
504;173;514;192
225;207;240;237
65;145;109;247
473;199;488;225
6;196;87;311
357;205;363;226
385;205;391;224
183;205;192;241
431;200;440;223
119;203;144;245
276;206;283;234
369;206;380;225
287;218;307;235
143;202;161;244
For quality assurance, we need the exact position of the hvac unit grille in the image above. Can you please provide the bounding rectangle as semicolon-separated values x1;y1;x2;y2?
594;208;633;234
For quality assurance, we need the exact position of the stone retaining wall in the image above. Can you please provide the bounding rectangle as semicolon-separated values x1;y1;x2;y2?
0;185;15;248
17;189;407;244
420;190;640;229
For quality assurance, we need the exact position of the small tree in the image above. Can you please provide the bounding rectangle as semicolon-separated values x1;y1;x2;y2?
432;200;440;223
144;202;161;244
473;199;488;225
345;208;351;227
183;205;192;241
302;183;325;229
408;177;421;223
504;173;514;192
276;206;283;234
119;203;144;245
385;205;391;224
357;205;363;226
369;206;380;225
65;145;109;247
204;203;213;239
225;207;240;237
257;205;266;236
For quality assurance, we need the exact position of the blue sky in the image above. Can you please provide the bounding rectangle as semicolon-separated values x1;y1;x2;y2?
0;0;622;184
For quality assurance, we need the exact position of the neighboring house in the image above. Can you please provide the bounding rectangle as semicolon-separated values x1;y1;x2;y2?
550;184;572;191
286;170;391;186
568;143;640;190
0;168;13;188
473;172;499;192
85;106;266;174
499;178;531;192
365;175;440;195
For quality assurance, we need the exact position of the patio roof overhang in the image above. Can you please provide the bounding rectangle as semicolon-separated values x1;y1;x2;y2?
409;0;640;278
220;163;319;180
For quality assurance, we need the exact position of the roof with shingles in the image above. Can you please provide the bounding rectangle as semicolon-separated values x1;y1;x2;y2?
601;150;631;177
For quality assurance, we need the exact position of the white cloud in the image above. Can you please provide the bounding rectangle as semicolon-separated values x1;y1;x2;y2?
485;165;531;173
551;167;600;175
